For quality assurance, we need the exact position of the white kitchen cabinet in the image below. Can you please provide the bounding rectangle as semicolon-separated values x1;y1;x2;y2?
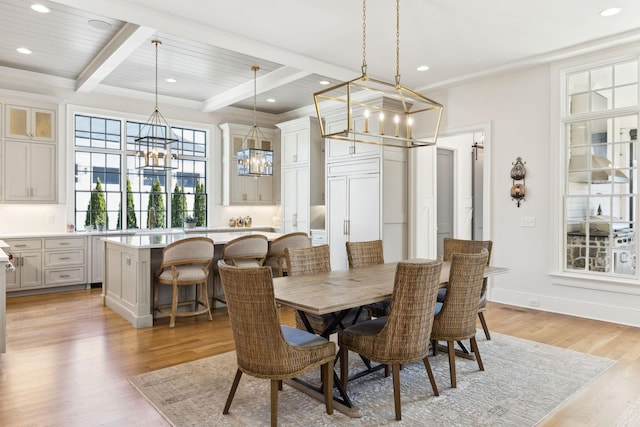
5;236;87;291
324;115;381;163
219;123;279;205
327;159;381;270
5;239;43;290
5;105;55;142
3;140;56;202
277;117;325;235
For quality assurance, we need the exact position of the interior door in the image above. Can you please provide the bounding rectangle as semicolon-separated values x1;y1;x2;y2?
437;149;454;257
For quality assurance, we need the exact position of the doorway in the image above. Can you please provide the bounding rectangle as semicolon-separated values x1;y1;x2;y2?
436;131;485;257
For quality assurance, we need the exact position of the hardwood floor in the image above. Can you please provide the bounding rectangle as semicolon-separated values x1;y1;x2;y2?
1;289;639;426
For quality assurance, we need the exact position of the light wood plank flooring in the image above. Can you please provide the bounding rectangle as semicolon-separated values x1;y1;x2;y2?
1;289;639;426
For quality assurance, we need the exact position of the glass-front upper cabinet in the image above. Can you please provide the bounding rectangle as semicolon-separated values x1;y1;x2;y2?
5;105;56;142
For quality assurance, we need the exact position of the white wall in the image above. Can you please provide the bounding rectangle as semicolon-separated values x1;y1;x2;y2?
415;51;640;327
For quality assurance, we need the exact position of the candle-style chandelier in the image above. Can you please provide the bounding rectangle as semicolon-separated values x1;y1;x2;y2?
313;0;443;149
135;39;179;170
236;66;274;177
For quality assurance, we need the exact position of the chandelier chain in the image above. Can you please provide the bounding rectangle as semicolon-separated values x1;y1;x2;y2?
361;0;367;75
395;0;401;87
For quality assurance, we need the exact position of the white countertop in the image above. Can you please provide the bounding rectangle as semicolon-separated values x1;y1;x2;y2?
104;230;282;249
0;240;8;262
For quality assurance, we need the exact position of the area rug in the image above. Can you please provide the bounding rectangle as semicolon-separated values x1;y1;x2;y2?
129;332;615;426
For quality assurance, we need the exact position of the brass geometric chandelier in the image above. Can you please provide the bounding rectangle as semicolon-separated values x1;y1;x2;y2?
236;66;274;177
314;0;443;149
135;39;179;169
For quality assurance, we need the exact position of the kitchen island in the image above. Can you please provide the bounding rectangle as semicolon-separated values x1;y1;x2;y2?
102;230;281;328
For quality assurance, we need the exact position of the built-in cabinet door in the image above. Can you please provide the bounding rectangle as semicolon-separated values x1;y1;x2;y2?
282;167;310;234
7;252;43;289
282;128;310;167
5;105;55;142
327;172;380;270
3;140;55;202
325;117;381;162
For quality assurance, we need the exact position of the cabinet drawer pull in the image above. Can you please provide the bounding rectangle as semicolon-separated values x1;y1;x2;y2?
15;244;27;248
59;257;71;260
59;274;71;278
59;242;70;246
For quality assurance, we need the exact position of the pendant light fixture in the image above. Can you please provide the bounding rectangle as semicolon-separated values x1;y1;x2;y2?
313;0;443;149
135;39;179;169
237;66;274;177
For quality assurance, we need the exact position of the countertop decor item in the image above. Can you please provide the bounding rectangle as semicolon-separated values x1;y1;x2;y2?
184;216;196;229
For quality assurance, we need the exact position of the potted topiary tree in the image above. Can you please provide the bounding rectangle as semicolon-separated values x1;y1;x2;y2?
184;215;197;229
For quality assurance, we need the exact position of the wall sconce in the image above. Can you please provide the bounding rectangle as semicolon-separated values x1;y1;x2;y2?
510;156;526;207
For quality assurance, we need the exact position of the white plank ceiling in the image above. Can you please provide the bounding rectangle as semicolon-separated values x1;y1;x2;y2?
1;0;640;116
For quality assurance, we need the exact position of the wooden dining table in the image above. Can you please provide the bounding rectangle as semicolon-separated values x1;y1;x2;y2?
272;260;509;416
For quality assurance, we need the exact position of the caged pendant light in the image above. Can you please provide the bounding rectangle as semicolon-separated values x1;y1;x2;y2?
135;39;179;170
314;0;443;149
236;66;274;177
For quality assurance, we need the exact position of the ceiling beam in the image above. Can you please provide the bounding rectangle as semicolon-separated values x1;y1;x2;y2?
76;23;156;93
201;66;311;113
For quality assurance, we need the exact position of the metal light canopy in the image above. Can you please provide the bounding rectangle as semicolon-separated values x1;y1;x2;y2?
135;39;179;170
237;66;274;177
314;0;443;149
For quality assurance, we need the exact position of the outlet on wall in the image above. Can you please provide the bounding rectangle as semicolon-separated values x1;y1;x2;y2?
520;216;535;227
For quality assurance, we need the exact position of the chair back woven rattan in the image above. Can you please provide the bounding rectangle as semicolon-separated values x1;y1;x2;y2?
153;236;214;328
217;262;335;426
346;240;389;317
431;250;489;388
264;232;310;277
338;259;442;420
441;237;493;339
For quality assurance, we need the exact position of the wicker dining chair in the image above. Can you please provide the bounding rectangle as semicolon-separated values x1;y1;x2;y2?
338;259;442;421
431;250;489;388
153;236;214;328
438;238;494;340
285;244;369;336
345;240;390;317
218;262;335;426
264;232;310;277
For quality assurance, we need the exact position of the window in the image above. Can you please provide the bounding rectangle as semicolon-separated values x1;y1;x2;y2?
74;113;209;231
563;59;639;278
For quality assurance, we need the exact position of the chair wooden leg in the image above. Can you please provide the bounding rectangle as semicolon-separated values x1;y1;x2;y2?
447;340;457;388
201;282;213;321
270;379;279;427
422;356;439;396
470;336;484;371
432;339;438;356
152;280;159;323
339;346;349;390
384;364;390;377
223;369;242;414
392;364;402;420
478;312;491;340
322;360;334;415
277;380;282;391
170;282;178;328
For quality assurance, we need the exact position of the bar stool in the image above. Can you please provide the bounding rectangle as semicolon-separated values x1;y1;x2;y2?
153;236;214;328
213;234;269;305
264;232;310;277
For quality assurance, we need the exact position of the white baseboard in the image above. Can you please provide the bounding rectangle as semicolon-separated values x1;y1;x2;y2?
490;288;640;328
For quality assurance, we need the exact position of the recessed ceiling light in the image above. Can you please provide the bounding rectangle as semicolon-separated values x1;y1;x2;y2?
88;19;112;30
17;47;32;55
319;80;330;85
165;78;177;83
600;7;621;17
30;4;50;13
266;98;276;103
417;65;430;71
